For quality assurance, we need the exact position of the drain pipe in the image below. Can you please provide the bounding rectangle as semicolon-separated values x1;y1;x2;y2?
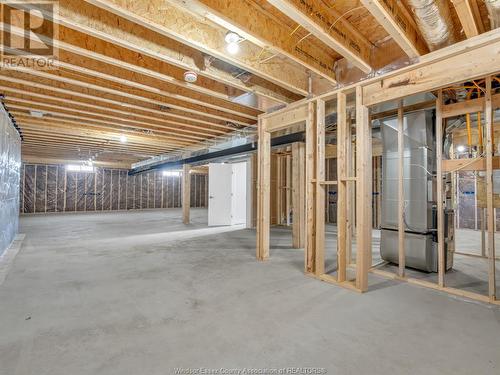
486;0;500;29
407;0;456;50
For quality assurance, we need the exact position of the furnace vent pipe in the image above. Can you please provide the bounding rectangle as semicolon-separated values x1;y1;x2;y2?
486;0;500;29
407;0;456;50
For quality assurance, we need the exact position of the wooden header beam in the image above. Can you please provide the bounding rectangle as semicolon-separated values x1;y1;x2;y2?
362;29;500;106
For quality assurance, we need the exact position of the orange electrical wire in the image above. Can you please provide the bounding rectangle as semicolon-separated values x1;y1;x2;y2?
472;86;485;153
477;110;483;152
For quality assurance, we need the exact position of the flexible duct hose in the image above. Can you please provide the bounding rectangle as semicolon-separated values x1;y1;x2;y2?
486;0;500;29
407;0;456;50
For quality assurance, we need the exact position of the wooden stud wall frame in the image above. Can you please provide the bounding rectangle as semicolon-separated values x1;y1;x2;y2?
256;29;500;304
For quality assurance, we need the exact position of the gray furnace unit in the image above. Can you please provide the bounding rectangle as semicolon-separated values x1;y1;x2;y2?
380;110;453;272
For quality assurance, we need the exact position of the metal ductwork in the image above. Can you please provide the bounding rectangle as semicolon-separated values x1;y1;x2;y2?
486;0;500;29
407;0;456;50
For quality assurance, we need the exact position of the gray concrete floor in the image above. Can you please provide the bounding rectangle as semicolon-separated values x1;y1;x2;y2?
1;209;499;375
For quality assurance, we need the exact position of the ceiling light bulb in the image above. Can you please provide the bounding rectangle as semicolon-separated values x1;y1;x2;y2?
120;135;127;143
226;42;239;55
225;31;240;44
456;145;466;152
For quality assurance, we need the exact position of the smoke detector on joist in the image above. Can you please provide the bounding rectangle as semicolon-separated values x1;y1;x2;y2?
183;70;198;83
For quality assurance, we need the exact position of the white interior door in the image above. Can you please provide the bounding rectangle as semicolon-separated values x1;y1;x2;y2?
208;163;233;226
231;162;247;225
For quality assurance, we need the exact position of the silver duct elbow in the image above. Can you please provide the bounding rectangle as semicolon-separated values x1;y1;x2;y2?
486;0;500;29
407;0;456;50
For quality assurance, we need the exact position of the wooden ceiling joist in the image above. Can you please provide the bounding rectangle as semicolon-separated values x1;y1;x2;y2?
58;0;311;96
0;72;245;131
11;111;199;145
21;141;171;158
20;129;179;150
54;62;257;122
4;23;265;118
266;0;372;73
21;130;179;153
21;142;161;159
0;78;237;132
5;97;226;138
359;0;428;59
18;120;196;149
13;121;196;155
452;0;480;38
21;154;135;169
8;104;214;142
4;0;299;105
0;87;232;137
171;0;337;82
1;65;255;126
22;138;176;158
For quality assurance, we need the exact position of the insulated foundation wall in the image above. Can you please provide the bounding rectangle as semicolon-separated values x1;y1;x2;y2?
20;164;208;214
0;107;21;255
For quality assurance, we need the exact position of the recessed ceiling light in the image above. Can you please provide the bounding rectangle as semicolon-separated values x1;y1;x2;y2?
225;31;240;44
226;42;239;55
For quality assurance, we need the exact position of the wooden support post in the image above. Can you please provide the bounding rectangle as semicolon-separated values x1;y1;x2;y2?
481;208;486;257
346;114;354;264
182;164;190;224
355;86;372;292
337;91;348;282
305;102;317;273
286;153;292;226
398;100;405;277
485;76;496;301
292;142;306;248
315;99;326;276
251;153;258;228
276;155;283;225
436;90;445;287
256;118;271;260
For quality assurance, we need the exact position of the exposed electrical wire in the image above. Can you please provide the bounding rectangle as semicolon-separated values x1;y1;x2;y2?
256;4;365;65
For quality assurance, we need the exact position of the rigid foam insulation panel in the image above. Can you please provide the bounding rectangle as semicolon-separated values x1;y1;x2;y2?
0;106;21;256
20;164;208;214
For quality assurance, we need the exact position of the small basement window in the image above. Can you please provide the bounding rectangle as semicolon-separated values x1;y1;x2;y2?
66;164;95;172
162;170;181;177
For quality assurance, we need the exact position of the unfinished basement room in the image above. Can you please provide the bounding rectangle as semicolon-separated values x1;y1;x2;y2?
1;0;500;374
